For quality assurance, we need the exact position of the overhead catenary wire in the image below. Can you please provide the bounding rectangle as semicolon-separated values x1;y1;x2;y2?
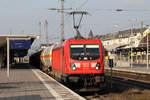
48;14;71;41
61;8;150;13
47;0;150;41
77;0;89;9
49;14;71;35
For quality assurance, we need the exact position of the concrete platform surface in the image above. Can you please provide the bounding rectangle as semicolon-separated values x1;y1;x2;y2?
0;64;85;100
105;64;150;74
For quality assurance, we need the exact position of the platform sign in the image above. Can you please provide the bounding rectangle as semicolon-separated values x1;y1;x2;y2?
10;40;31;49
109;59;114;68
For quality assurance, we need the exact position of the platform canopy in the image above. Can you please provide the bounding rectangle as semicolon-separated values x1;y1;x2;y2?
0;35;38;49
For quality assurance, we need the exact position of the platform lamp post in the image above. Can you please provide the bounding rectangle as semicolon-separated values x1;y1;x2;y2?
146;25;149;69
130;25;133;69
115;9;135;68
129;18;137;69
113;24;120;66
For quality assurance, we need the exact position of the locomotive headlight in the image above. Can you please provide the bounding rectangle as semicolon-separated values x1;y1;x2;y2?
96;66;99;70
96;63;100;70
91;63;97;67
70;63;76;70
75;63;80;67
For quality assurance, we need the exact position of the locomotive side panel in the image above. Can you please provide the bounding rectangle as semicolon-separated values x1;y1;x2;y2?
63;42;71;74
52;48;61;73
100;44;105;73
60;47;66;74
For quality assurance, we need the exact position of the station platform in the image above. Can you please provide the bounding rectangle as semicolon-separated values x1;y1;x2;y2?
0;63;85;100
105;64;150;75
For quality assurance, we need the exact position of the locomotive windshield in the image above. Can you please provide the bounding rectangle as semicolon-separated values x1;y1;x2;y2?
70;44;100;60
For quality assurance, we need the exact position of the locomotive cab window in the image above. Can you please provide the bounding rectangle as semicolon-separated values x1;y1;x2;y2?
70;45;84;60
70;44;100;60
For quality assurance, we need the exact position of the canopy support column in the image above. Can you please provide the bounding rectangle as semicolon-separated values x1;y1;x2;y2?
7;38;10;77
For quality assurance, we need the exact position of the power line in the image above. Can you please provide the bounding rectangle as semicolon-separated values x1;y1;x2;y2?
50;14;71;35
48;15;71;41
68;8;150;12
77;0;89;9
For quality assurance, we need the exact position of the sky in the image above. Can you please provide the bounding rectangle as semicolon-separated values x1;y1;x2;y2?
0;0;150;44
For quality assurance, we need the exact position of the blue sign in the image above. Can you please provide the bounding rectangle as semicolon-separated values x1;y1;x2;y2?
10;40;31;49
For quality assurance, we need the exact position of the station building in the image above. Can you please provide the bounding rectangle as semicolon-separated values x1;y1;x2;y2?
99;27;150;67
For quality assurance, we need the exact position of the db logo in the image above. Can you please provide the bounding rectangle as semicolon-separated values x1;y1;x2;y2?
82;63;89;67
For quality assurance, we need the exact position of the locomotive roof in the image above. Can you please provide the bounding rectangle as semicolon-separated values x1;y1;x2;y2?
54;39;102;49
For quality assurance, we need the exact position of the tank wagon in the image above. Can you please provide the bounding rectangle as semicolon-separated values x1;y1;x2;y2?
40;44;56;73
30;39;105;91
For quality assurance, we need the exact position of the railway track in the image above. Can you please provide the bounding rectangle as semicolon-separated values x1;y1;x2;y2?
78;70;150;100
79;77;150;100
105;68;150;83
78;91;110;100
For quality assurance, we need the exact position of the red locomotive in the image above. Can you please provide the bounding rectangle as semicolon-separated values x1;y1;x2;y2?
30;38;105;91
51;39;105;91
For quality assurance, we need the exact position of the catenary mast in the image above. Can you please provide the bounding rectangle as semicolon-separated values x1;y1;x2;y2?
61;0;65;44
